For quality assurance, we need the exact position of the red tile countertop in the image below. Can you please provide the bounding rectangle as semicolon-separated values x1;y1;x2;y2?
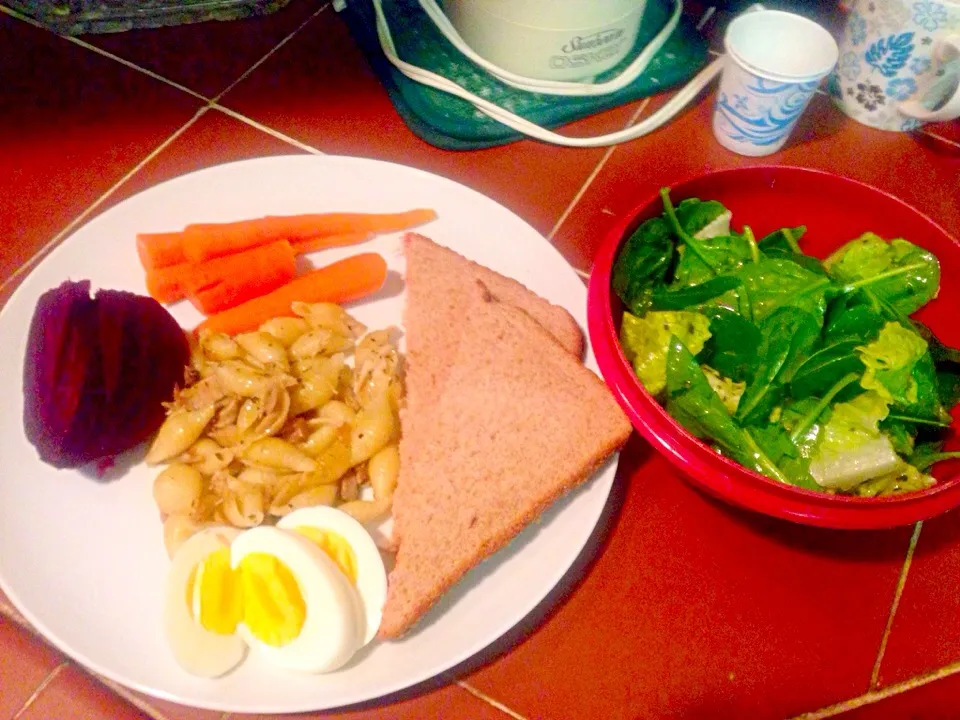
2;2;959;718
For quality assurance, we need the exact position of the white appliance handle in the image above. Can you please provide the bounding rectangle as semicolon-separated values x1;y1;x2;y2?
371;0;725;148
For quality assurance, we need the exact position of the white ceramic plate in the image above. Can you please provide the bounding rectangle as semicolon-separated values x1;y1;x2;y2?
0;155;617;713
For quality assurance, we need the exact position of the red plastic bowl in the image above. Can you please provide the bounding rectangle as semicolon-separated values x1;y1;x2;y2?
587;166;960;529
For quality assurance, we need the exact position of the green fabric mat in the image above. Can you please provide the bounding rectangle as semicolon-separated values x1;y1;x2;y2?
338;0;710;149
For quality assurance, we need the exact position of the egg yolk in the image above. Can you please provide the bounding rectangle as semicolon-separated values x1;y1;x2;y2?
238;553;306;647
294;527;358;585
186;547;242;636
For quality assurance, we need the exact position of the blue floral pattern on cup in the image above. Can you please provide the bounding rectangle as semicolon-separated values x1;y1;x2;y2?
865;32;915;76
886;76;919;98
910;55;932;74
912;0;948;31
714;76;821;148
840;51;863;80
851;12;868;44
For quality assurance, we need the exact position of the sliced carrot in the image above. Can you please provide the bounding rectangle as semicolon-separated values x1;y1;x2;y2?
137;232;187;271
187;251;296;315
290;231;375;256
145;263;190;304
144;240;295;305
182;209;436;263
195;253;388;336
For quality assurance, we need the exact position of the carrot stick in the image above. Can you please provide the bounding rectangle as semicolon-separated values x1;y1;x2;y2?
182;209;436;263
144;240;295;305
260;209;438;241
137;232;187;271
290;231;374;256
195;253;388;336
188;250;296;315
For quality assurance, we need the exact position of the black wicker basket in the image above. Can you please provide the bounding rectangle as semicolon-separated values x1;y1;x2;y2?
5;0;295;34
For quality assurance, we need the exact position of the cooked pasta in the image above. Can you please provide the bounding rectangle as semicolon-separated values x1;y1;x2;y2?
146;302;404;557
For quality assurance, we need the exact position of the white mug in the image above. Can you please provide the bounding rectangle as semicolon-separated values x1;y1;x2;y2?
828;0;960;131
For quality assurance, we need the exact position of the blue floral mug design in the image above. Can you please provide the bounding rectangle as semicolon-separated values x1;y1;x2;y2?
830;0;960;131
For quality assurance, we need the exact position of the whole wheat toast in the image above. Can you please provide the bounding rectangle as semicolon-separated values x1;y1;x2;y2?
380;280;631;640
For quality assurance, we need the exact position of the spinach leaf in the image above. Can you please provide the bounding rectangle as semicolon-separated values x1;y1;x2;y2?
619;311;712;397
756;225;827;275
790;340;865;400
673;234;754;286
914;322;960;365
675;198;733;238
612;217;675;314
735;307;822;426
938;368;960;410
857;322;949;425
749;423;820;489
909;441;960;472
758;226;807;255
660;189;724;277
880;418;917;456
697;307;762;383
734;258;836;323
824;233;940;316
912;322;960;409
664;337;788;482
823;293;887;345
650;275;743;311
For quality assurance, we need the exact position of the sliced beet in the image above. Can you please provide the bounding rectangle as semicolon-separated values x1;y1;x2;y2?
22;281;190;471
23;280;91;446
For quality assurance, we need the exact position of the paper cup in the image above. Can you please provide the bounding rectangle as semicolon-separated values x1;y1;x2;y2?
712;10;839;156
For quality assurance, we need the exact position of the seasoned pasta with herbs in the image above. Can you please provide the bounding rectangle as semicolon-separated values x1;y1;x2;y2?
146;301;403;557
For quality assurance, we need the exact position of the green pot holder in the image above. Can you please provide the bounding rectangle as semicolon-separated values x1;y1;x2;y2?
336;0;711;150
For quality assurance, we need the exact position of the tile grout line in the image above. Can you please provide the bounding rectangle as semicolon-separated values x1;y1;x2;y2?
547;98;652;253
97;676;175;720
11;662;67;720
210;104;326;154
457;680;531;720
920;128;960;148
209;1;331;104
0;107;208;299
869;520;923;689
792;658;960;719
64;36;209;102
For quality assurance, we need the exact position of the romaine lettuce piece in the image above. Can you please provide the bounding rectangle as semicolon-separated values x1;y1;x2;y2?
808;391;901;490
857;321;949;424
620;310;711;396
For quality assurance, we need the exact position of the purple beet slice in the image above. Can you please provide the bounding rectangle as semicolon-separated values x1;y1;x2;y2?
22;280;190;471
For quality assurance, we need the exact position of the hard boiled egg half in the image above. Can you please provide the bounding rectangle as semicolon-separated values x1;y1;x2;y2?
163;506;387;678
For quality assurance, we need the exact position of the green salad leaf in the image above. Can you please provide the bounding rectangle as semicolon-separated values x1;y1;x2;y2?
910;441;960;472
735;258;835;323
619;310;711;397
675;198;732;238
808;392;902;491
824;233;940;315
697;307;762;383
664;338;788;482
611;217;675;314
735;307;822;426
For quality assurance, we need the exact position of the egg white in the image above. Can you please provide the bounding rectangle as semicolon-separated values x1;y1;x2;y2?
163;526;246;679
277;506;388;645
230;525;364;674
